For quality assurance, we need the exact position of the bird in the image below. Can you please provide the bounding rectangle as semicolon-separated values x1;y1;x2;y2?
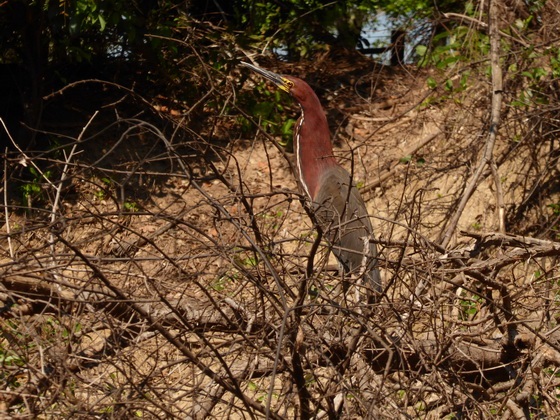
241;61;382;300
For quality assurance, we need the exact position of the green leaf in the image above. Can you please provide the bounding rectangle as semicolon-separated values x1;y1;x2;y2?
98;15;107;31
281;119;295;136
459;72;470;90
437;55;461;69
511;99;528;108
426;77;437;89
415;45;428;57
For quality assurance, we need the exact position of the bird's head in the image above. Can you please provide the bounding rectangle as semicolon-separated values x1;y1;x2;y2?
240;62;319;109
241;61;294;94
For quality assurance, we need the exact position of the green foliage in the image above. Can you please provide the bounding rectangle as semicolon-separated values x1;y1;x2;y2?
212;273;235;292
0;315;79;395
459;292;482;321
470;221;482;231
417;25;489;69
382;0;431;15
0;345;24;368
187;0;464;59
421;70;471;107
94;177;114;200
42;0;144;64
234;249;259;268
399;154;426;166
258;209;285;235
0;342;24;390
0;0;185;80
247;380;275;402
212;249;261;293
426;76;438;89
123;201;140;212
510;47;560;108
239;81;297;148
21;167;51;208
73;0;108;33
548;202;560;216
234;0;388;58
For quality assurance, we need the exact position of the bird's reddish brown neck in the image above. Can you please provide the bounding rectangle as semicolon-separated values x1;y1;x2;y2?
291;80;338;200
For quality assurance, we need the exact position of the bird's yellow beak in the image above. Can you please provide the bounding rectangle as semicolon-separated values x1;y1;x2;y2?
240;62;294;93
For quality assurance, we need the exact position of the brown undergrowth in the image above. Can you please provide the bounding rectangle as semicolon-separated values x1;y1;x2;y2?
2;27;560;419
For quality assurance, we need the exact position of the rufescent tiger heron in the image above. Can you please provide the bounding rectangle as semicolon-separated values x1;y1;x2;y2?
241;62;382;298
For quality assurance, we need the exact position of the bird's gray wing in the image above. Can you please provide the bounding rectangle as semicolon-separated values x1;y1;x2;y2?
312;166;381;293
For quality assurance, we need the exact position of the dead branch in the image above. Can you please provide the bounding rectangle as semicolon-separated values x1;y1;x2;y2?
5;266;560;384
361;130;442;194
462;230;560;250
439;0;505;248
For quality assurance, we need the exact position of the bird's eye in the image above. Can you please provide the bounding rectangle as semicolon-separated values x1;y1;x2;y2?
283;79;294;90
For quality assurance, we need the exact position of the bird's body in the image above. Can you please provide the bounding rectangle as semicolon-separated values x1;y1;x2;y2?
312;165;381;293
241;62;381;296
